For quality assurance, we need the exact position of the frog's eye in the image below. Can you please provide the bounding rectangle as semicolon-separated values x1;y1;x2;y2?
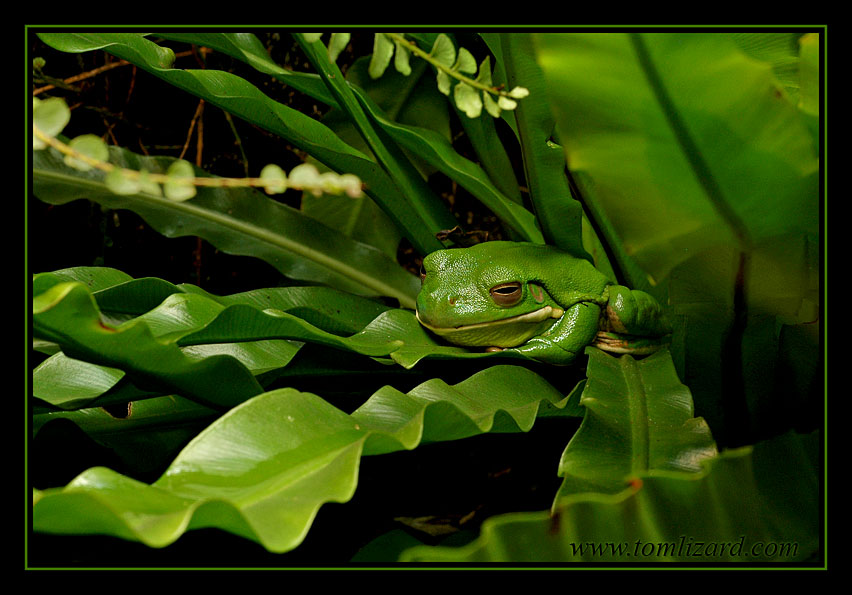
490;282;523;307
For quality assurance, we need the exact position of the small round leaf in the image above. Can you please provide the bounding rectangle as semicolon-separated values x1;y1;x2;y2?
260;164;288;194
32;97;71;150
105;169;141;195
163;160;197;202
64;134;109;172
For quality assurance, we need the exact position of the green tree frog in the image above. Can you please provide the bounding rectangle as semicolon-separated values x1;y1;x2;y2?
415;241;671;365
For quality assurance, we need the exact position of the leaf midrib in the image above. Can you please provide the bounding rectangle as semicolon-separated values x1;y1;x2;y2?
620;355;650;473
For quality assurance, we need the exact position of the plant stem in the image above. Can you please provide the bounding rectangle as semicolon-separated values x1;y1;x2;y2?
383;33;508;98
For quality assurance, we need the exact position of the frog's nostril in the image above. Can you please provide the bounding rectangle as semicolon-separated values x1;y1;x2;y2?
448;296;456;305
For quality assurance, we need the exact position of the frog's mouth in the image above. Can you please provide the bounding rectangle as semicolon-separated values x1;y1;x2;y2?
415;305;564;347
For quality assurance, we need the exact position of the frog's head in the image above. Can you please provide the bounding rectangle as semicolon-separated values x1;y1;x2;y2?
415;242;564;348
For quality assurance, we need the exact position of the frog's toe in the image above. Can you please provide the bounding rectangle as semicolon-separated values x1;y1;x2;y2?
593;331;670;354
485;346;504;352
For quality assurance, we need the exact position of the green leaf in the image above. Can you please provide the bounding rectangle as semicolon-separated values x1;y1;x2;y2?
34;395;218;476
368;33;395;79
430;34;455;68
392;37;412;76
453;81;482;118
489;33;589;259
64;134;109;172
258;163;287;194
453;51;524;208
534;32;819;282
33;282;264;410
327;32;350;63
104;168;141;195
31;271;545;412
32;96;70;149
32;365;577;553
163;159;196;201
33;353;127;409
454;47;477;74
400;431;819;562
155;32;336;106
351;92;543;243
33;143;421;306
554;348;717;501
431;35;456;96
32;267;400;408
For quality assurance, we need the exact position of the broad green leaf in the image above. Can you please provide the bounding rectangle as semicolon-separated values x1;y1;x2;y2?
400;431;819;562
534;32;819;282
32;268;398;409
665;233;819;444
33;353;127;409
33;365;578;553
33;266;134;293
34;267;396;334
37;32;446;256
174;297;538;370
730;33;801;98
33;282;264;410
33;143;421;307
554;348;717;501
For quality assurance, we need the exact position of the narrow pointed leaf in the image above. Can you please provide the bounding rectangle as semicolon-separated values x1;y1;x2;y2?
487;33;588;259
295;33;458;240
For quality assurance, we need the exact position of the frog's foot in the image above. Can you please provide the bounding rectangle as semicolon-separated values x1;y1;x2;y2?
601;285;672;337
593;331;670;355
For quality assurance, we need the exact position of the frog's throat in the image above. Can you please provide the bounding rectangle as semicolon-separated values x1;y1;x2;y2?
415;305;564;334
